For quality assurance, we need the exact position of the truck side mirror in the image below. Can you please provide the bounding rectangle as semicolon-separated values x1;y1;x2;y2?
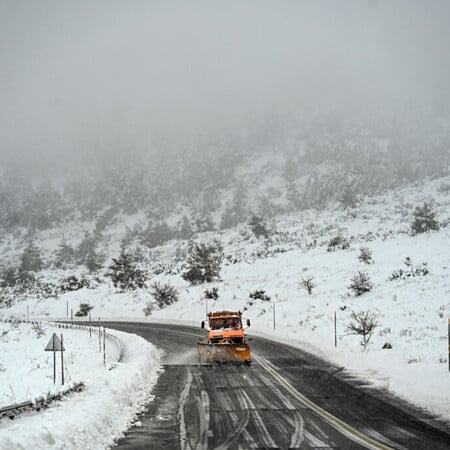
246;319;251;327
201;321;205;329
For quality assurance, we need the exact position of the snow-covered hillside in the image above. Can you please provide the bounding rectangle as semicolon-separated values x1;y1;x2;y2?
2;175;449;424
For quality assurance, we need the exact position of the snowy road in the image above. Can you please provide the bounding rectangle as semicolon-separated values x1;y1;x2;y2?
103;322;450;450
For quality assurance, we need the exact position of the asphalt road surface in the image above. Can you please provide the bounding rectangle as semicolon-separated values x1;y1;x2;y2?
102;322;450;450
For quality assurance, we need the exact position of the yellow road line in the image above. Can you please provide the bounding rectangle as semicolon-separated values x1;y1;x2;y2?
253;354;393;450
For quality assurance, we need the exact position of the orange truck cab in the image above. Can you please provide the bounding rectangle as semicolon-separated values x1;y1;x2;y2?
198;310;251;363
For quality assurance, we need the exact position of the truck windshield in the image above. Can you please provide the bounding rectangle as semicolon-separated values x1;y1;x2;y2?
210;318;241;330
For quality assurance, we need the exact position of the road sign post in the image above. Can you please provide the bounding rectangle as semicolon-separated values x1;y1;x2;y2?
45;333;65;385
53;347;56;384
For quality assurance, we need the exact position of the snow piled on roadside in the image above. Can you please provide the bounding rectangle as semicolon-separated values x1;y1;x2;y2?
0;322;162;449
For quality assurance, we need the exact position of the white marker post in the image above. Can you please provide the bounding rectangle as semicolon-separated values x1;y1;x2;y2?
98;320;102;353
61;334;65;385
103;328;106;366
273;301;276;330
334;311;337;348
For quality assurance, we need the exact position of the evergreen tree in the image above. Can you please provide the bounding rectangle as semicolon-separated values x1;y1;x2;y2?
286;182;303;210
0;267;17;289
141;222;173;248
178;215;194;240
182;242;223;285
55;238;76;268
195;213;215;233
248;215;270;239
76;231;97;264
282;159;299;184
340;185;358;209
85;247;103;273
349;271;373;296
19;239;43;273
220;184;248;229
411;202;439;234
107;247;146;291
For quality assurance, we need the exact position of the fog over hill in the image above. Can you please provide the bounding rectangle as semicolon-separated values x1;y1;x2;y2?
1;0;450;169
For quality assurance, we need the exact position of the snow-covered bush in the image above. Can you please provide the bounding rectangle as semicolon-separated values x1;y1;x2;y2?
59;275;90;293
358;247;373;264
327;235;350;252
249;289;271;301
348;271;373;296
75;302;94;317
411;202;440;235
388;262;429;281
150;261;176;276
36;281;59;299
346;310;378;348
204;287;219;300
150;282;179;308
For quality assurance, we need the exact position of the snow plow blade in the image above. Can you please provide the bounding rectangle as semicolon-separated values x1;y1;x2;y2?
197;342;251;363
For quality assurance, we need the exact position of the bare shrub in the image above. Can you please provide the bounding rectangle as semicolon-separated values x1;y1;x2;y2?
75;302;94;317
346;310;379;348
32;322;46;338
300;277;316;295
143;301;154;316
327;235;350;252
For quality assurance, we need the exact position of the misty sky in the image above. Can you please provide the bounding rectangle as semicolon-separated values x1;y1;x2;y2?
1;0;449;163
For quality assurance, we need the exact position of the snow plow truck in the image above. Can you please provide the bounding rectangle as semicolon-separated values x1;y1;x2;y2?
197;310;251;363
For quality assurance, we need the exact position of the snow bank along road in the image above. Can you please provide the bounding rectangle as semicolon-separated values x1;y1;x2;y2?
0;320;161;450
102;322;449;450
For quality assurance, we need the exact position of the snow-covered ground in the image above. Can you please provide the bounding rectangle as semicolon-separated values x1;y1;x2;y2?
1;176;450;435
0;320;161;449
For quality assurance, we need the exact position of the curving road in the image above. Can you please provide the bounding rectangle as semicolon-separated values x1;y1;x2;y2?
103;322;450;450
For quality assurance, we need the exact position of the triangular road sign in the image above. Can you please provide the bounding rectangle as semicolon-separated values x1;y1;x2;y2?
45;333;65;351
